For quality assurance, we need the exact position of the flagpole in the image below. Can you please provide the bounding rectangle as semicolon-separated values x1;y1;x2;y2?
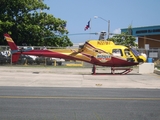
89;18;91;39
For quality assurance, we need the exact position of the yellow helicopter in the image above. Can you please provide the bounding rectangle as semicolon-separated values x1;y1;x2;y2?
4;32;147;74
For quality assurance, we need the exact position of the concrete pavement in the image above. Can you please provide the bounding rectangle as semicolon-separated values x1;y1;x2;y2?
0;66;160;89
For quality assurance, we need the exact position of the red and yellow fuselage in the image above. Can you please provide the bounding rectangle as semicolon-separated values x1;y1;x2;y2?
4;33;146;67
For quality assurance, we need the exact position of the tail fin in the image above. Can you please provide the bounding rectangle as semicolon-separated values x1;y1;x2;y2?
4;33;18;50
4;33;20;63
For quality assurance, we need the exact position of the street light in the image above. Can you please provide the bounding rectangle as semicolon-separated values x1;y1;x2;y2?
94;16;110;39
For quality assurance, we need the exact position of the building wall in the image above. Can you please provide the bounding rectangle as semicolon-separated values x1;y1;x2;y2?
138;35;160;48
121;25;160;49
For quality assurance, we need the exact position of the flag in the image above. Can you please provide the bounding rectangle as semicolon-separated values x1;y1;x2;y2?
84;20;90;31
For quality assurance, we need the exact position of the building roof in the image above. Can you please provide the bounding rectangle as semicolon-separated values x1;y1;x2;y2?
121;25;160;36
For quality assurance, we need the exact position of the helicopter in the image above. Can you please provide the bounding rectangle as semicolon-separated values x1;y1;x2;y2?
4;32;147;74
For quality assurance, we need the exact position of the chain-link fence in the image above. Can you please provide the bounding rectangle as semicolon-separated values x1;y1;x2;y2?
0;46;160;66
138;48;160;66
0;46;83;66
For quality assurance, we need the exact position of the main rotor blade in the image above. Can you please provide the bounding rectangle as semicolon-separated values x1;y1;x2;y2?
44;32;99;39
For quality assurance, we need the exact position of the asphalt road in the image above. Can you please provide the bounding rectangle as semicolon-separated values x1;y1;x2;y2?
0;66;160;120
0;87;160;120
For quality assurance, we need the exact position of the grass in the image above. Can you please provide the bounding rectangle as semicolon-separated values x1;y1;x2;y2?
156;66;160;70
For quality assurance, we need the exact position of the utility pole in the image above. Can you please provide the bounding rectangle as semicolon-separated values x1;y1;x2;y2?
94;16;110;39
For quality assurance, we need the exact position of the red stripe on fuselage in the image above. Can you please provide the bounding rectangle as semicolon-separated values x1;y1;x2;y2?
90;56;138;67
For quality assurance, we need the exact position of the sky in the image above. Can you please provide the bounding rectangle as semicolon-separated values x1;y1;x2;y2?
43;0;160;44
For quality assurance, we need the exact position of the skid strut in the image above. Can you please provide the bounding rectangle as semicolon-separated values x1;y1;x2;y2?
111;67;133;75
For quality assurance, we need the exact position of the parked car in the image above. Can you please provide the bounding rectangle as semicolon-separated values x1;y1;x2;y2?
18;55;34;65
35;56;64;66
0;52;7;64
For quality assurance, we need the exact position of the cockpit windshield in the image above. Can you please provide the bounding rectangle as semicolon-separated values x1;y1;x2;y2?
130;48;140;57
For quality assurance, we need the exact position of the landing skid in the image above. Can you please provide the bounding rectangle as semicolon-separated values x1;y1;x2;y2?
111;67;133;75
92;65;133;75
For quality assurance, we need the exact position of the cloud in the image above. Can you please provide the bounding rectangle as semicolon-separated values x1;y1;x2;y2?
109;28;121;38
113;28;121;34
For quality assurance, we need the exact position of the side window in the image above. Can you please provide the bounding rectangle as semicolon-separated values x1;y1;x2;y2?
112;49;122;56
124;49;131;57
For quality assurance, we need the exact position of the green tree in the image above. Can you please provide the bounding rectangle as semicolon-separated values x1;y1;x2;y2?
108;26;137;47
0;0;73;47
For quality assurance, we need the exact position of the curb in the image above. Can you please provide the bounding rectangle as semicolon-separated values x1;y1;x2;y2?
154;69;160;75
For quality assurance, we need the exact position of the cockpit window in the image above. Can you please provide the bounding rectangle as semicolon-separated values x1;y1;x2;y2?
112;49;123;56
130;48;140;57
